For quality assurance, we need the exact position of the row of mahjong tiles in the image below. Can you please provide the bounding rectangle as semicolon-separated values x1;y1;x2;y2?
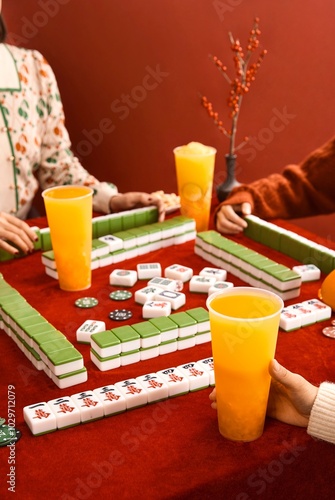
41;216;196;279
0;269;213;389
195;231;302;301
244;214;335;274
0;205;158;262
24;358;215;436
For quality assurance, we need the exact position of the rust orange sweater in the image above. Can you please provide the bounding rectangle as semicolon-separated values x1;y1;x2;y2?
217;136;335;220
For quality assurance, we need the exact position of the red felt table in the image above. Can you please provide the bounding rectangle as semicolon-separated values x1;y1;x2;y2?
1;215;335;500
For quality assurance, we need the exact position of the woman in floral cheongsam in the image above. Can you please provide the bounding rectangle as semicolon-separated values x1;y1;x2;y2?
0;10;164;255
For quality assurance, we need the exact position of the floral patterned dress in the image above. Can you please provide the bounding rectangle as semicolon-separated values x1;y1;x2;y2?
0;43;118;219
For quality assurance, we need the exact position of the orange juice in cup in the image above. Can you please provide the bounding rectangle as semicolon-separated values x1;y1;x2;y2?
207;287;283;441
42;186;93;291
173;142;216;232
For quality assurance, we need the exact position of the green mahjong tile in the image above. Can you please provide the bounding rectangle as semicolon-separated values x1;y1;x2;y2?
243;216;263;242
127;227;149;239
121;212;135;230
7;307;40;323
111;325;140;344
251;256;277;272
168;311;197;329
196;230;222;246
27;345;42;362
91;330;120;349
27;322;58;340
120;349;140;358
308;246;335;275
94;216;110;238
0;296;28;311
40;338;74;357
55;367;87;380
48;347;82;366
113;230;136;244
148;316;178;333
134;211;148;228
110;248;126;260
261;263;285;278
265;226;284;251
145;207;159;224
274;269;303;283
0;287;23;300
91;348;120;363
41;249;55;263
40;229;52;251
140;224;162;238
31;329;66;349
186;307;209;324
92;239;109;254
15;313;45;332
131;322;161;339
108;215;123;234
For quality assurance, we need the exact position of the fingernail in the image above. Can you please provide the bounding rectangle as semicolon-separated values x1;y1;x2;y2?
272;359;280;371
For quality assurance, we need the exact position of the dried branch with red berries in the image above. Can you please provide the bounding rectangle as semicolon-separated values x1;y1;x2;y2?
201;18;267;156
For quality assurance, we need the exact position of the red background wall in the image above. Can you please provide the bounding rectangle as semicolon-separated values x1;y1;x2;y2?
3;0;335;240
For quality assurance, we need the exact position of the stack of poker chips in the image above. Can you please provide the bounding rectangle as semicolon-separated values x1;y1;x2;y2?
195;230;302;301
0;275;87;389
23;356;215;436
89;307;211;371
42;215;196;280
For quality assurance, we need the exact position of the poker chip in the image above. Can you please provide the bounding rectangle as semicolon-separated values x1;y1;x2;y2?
331;319;335;326
109;290;132;301
322;326;335;338
109;309;133;321
75;297;99;309
0;424;22;447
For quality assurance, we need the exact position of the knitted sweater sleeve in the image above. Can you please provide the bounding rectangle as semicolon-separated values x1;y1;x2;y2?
307;382;335;444
216;136;335;220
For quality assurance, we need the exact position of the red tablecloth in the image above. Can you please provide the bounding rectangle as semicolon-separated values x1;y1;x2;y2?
1;217;334;500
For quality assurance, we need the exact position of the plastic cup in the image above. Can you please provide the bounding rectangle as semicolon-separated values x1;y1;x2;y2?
173;142;216;232
206;287;283;442
42;186;93;291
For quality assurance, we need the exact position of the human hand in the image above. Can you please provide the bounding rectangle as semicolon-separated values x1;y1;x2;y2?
109;192;165;222
215;202;252;234
267;359;318;427
209;359;318;428
0;212;37;256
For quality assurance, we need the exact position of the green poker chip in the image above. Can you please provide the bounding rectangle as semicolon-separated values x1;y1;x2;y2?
0;424;22;447
109;290;132;301
75;297;99;309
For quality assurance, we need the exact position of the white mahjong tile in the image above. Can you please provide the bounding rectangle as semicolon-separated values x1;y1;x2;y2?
109;269;138;287
137;263;162;279
76;320;106;343
71;391;104;422
135;285;164;305
142;300;171;318
177;362;210;391
47;396;81;429
199;267;227;282
164;264;193;282
114;379;148;409
154;290;186;310
156;367;189;397
189;275;216;293
93;385;126;416
136;373;169;403
23;402;57;435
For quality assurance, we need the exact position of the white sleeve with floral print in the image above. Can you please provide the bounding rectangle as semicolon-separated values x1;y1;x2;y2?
0;45;118;218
